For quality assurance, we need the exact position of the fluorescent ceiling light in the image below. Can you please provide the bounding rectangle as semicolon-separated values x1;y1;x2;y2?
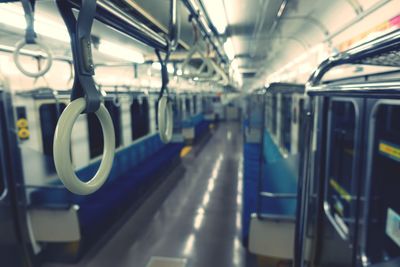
0;4;70;42
98;40;144;63
201;0;228;34
151;62;174;74
224;38;235;60
277;0;288;18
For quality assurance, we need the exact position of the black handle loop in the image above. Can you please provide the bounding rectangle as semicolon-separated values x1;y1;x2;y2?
56;0;100;113
21;0;36;44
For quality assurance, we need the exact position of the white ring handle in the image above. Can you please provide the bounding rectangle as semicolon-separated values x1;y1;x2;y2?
158;96;173;143
53;98;115;195
13;39;53;78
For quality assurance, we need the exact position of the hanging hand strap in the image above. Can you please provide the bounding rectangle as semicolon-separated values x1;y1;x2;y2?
14;0;53;78
21;0;36;43
54;0;115;195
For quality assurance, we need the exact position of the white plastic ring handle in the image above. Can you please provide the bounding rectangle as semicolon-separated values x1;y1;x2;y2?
158;96;173;143
13;39;53;78
53;98;115;195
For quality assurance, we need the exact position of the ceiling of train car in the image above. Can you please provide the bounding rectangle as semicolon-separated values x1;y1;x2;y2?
0;0;397;90
125;0;396;88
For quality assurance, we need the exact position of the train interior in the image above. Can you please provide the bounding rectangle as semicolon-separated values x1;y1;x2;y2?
0;0;400;267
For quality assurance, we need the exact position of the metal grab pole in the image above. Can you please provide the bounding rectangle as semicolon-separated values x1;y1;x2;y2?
66;0;169;52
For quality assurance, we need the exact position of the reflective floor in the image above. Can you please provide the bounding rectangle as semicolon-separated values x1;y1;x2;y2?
46;122;255;267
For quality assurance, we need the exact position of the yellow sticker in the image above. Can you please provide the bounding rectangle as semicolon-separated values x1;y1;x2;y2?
18;128;30;139
379;141;400;162
16;118;28;128
330;179;352;202
180;146;192;158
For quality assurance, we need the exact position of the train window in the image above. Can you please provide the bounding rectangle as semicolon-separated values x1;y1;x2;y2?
16;106;27;121
298;99;305;153
39;103;66;156
272;95;277;135
193;95;197;114
130;99;141;141
0;101;5;196
265;96;270;131
88;100;121;159
185;98;191;115
366;103;400;262
172;98;181;132
154;100;158;128
140;98;150;137
0;161;4;196
280;95;292;152
105;101;122;148
325;100;356;237
202;97;207;113
87;113;103;159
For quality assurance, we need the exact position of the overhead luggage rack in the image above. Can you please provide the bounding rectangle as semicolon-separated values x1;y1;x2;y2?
266;83;305;94
308;29;400;86
65;0;169;52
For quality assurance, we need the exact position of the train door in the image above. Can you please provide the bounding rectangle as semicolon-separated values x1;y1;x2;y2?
315;97;364;267
0;90;32;266
360;100;400;266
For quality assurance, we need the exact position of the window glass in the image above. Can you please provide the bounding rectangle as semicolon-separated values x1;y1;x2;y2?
280;95;292;151
88;100;121;159
0;160;4;195
298;99;305;152
185;98;191;116
154;100;159;128
39;103;66;156
366;103;400;262
130;99;141;141
0;103;4;195
202;97;207;113
104;100;121;148
172;97;181;133
272;95;277;135
326;100;356;236
193;95;197;114
140;98;150;137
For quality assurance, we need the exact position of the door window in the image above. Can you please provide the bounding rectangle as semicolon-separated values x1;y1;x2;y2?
325;100;357;237
366;103;400;262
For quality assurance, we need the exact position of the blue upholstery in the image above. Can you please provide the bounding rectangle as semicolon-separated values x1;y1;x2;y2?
242;142;262;245
182;113;210;141
30;134;184;250
242;128;298;246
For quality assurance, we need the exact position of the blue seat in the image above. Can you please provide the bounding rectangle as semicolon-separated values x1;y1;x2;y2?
241;130;298;246
29;134;184;258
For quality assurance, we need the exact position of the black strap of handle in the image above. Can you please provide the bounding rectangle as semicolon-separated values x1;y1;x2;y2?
21;0;36;43
56;0;100;113
156;48;171;101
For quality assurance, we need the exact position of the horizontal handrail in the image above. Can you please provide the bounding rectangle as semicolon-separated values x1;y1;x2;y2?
22;184;67;190
257;213;296;222
308;29;400;86
66;0;168;52
260;191;298;199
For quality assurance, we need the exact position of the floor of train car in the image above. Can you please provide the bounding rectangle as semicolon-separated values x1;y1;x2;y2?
44;122;257;267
